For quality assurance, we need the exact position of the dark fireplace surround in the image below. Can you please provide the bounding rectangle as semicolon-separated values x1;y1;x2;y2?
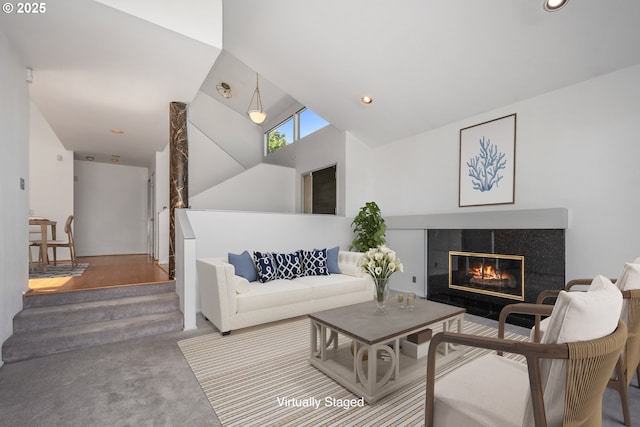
428;229;565;327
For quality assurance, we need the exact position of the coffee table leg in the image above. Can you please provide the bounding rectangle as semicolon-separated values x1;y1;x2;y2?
310;321;339;362
354;342;397;398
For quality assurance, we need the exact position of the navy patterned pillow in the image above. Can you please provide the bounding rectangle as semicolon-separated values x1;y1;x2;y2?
275;251;302;279
253;251;278;283
302;248;329;276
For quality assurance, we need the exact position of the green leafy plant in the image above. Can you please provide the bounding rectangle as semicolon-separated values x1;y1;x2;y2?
349;201;386;252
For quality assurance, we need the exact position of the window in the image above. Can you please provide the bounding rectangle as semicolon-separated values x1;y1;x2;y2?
299;108;329;139
267;118;293;153
266;108;329;154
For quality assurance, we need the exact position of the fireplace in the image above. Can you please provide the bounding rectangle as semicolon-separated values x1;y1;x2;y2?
449;251;524;301
427;229;565;327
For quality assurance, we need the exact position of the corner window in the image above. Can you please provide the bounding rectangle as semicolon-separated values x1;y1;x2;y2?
266;108;328;154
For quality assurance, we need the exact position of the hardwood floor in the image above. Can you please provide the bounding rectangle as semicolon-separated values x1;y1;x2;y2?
27;254;171;295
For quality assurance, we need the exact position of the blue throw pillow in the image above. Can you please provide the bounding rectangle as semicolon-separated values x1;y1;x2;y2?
228;251;257;282
302;248;329;276
253;251;278;283
275;251;303;279
326;246;341;274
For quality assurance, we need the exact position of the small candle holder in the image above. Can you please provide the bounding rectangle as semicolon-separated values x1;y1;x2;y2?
406;293;416;311
396;292;405;309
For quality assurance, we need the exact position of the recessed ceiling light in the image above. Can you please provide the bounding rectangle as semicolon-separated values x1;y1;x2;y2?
85;156;95;161
111;158;120;163
111;129;124;134
361;96;373;105
544;0;568;11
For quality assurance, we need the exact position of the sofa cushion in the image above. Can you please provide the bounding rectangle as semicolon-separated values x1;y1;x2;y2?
228;250;257;282
236;280;313;313
254;251;279;283
327;246;341;274
296;274;368;299
275;251;303;279
234;276;251;294
302;249;329;276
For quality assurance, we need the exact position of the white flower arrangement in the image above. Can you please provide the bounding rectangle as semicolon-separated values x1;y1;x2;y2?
360;245;404;280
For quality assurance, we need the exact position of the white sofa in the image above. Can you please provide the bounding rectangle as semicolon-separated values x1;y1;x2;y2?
197;250;374;334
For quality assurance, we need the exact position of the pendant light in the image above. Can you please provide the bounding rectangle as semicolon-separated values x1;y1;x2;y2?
247;73;267;124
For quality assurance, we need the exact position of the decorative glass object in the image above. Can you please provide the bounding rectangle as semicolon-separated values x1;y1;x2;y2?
374;278;390;315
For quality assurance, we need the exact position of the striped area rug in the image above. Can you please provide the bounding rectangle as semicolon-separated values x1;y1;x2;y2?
178;317;528;427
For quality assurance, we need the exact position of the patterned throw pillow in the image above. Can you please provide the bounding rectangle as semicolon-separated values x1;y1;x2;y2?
253;251;278;283
302;248;329;276
275;251;303;280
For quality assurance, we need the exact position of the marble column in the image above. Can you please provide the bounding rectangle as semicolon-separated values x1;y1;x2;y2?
169;101;188;279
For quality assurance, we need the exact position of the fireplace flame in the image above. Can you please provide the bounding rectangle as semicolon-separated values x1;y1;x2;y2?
469;264;508;280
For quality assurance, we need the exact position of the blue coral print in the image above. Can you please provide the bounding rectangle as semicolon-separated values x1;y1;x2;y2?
466;137;507;192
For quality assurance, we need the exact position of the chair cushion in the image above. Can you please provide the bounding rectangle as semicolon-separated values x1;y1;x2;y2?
523;275;622;426
542;275;621;344
434;354;529;427
615;262;640;324
228;250;257;282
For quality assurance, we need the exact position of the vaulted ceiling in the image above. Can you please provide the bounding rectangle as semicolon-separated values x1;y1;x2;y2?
1;0;639;167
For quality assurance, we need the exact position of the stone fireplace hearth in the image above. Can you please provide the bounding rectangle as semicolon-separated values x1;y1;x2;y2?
428;229;565;327
385;208;568;328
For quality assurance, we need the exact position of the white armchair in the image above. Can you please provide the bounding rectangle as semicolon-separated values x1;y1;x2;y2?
425;275;625;427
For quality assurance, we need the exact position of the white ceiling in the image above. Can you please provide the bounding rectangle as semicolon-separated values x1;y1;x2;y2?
1;0;639;167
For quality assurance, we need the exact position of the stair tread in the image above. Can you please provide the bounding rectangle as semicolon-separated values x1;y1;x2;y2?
17;293;179;317
7;311;183;343
23;281;176;308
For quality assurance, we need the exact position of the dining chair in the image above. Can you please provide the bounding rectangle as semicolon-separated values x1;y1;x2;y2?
426;275;625;427
31;215;77;267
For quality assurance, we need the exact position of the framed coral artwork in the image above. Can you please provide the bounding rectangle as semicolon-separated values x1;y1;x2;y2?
459;113;516;207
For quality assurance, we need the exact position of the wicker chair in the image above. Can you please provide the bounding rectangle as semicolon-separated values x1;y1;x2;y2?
426;276;625;427
512;261;640;427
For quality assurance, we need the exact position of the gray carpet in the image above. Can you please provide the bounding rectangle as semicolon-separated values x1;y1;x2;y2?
0;313;637;426
29;263;89;279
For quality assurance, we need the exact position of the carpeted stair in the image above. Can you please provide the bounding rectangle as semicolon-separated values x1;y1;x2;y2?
2;282;183;363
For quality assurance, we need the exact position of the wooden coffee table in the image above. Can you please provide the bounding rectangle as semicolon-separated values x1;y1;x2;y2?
308;298;465;404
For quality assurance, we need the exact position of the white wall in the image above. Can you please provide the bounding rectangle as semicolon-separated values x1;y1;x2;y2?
74;160;148;256
0;31;30;365
370;65;640;280
189;90;263;169
187;210;353;257
29;102;75;260
189;163;296;212
344;131;374;217
188;123;244;196
265;125;347;215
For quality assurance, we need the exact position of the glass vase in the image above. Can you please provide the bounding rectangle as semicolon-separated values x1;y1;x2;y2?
374;278;390;315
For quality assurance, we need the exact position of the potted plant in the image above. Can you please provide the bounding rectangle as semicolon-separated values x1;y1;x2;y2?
349;201;386;253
